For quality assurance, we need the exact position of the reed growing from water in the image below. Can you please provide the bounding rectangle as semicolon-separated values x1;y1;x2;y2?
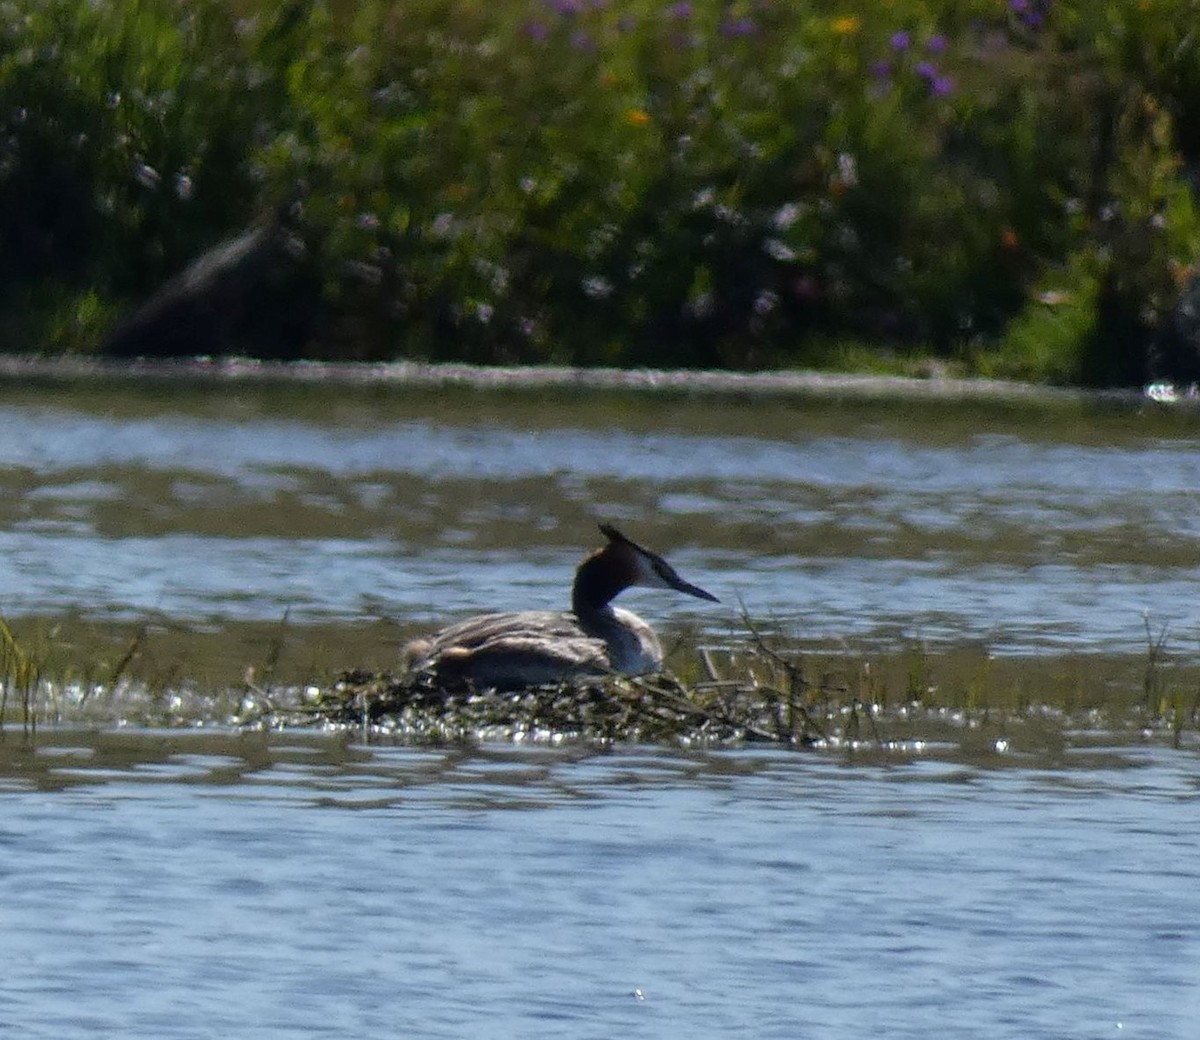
283;629;1200;752
1;609;1197;749
0;618;39;731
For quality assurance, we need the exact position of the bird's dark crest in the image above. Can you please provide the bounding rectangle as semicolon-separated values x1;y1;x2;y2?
599;523;635;547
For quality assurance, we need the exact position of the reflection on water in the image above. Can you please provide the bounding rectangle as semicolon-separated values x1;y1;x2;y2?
0;381;1198;656
1;730;1198;1039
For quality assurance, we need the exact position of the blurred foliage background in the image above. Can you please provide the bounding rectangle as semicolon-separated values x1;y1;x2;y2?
1;0;1199;384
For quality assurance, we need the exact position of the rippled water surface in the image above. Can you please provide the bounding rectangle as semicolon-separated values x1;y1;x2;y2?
2;731;1198;1040
3;376;1199;1037
0;378;1198;660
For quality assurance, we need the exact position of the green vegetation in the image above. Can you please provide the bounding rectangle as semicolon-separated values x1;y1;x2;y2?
2;0;1200;383
309;626;1200;749
1;611;1197;752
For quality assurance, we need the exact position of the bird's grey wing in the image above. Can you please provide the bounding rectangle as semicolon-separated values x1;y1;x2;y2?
410;611;610;688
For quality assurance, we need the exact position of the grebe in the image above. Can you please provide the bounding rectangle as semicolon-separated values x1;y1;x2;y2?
404;524;719;689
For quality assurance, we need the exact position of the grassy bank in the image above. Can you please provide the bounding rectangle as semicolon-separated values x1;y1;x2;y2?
2;1;1199;384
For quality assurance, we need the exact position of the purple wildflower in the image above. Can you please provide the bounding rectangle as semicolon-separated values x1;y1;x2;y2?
571;30;596;52
1010;0;1050;29
927;33;948;53
869;60;892;80
930;75;954;97
914;61;937;80
721;17;758;37
669;1;693;19
890;31;910;51
547;0;582;15
526;19;550;41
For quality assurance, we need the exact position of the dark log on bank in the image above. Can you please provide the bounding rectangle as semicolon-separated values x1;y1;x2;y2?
101;220;322;359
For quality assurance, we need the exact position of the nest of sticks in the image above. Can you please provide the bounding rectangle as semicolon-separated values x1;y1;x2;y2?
276;631;882;747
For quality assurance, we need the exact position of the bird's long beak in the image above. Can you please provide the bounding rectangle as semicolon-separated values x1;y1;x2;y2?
665;572;720;603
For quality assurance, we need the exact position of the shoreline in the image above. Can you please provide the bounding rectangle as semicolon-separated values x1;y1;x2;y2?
0;354;1179;407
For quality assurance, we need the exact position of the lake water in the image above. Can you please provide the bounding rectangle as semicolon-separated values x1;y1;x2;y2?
2;730;1198;1040
0;375;1198;662
1;369;1199;1038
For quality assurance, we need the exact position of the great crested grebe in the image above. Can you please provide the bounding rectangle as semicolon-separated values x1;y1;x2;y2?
404;524;719;689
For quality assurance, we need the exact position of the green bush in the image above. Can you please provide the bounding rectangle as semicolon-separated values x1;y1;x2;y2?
1;0;1198;382
0;0;276;351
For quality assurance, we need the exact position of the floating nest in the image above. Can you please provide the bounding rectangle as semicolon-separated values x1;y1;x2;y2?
293;668;835;746
269;635;886;747
242;624;1200;749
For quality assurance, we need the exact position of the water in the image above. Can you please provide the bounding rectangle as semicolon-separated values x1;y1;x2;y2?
2;374;1199;1037
0;379;1198;661
2;731;1198;1039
